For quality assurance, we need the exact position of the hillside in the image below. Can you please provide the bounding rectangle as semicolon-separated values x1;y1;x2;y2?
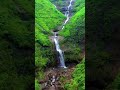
60;6;85;39
35;0;65;46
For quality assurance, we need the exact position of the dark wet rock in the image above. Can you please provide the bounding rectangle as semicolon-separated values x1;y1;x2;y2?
61;7;68;11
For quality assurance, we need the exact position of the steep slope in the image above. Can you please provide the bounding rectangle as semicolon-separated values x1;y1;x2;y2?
35;0;65;46
35;0;65;89
60;6;85;39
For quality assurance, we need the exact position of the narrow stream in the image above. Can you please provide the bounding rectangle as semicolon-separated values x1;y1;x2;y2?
62;0;74;30
53;0;74;68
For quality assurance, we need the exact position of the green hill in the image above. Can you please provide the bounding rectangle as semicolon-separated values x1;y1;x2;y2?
35;0;65;46
60;6;85;40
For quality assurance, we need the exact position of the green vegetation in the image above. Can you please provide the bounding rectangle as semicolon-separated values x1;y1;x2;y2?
35;0;65;32
60;6;85;39
65;58;85;90
35;0;65;46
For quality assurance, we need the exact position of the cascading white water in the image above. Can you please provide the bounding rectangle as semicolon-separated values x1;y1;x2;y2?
54;32;67;68
62;0;74;30
53;0;74;68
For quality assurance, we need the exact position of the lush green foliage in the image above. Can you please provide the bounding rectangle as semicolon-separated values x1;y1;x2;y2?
35;0;65;46
35;0;65;32
60;6;85;38
60;6;85;41
65;58;85;90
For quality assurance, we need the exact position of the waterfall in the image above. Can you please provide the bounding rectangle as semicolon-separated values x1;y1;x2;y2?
62;0;74;30
54;32;67;68
53;0;74;68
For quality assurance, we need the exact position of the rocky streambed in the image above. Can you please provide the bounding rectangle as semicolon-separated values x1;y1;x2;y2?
39;64;76;90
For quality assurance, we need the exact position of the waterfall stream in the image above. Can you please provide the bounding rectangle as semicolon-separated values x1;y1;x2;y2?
54;0;74;68
54;32;67;68
62;0;74;30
